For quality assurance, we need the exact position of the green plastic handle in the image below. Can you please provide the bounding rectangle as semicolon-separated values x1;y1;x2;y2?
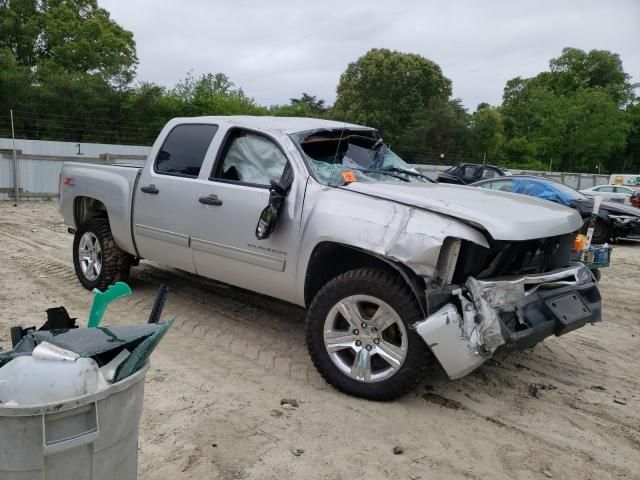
88;282;132;328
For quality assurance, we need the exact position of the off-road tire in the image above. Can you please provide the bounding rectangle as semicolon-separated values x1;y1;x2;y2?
306;268;430;401
73;218;131;291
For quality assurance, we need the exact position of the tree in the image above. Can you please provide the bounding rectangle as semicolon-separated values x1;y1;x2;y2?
333;48;452;145
290;93;326;114
469;106;504;163
499;47;636;172
622;103;640;172
397;98;469;163
270;93;327;117
548;48;635;106
166;72;267;117
0;0;137;85
561;88;628;172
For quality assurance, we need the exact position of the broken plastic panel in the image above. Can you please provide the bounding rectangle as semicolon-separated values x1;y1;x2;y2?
88;282;132;328
1;284;173;384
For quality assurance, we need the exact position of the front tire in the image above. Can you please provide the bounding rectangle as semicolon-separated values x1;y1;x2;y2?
73;218;131;291
306;269;430;401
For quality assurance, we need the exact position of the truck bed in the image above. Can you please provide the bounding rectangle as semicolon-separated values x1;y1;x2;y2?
58;162;143;256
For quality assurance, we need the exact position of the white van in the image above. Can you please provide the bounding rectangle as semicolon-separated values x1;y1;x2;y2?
610;174;640;189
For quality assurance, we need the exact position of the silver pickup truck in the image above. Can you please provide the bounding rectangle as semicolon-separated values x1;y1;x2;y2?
59;116;602;400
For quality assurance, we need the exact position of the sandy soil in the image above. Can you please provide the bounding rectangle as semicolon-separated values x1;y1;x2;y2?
0;201;639;480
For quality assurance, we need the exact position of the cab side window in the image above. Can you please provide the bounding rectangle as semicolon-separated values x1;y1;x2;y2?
462;166;478;180
155;124;218;177
486;179;513;192
213;130;289;187
481;168;497;179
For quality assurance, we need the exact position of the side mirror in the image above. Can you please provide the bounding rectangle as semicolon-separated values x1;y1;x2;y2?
255;179;290;240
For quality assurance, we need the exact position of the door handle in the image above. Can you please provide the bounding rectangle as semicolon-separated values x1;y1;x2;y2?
198;194;223;206
141;184;159;194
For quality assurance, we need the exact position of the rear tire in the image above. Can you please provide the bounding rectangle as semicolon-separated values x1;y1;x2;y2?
306;268;430;401
73;218;131;291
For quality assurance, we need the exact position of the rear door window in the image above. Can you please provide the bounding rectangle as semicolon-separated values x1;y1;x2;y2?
155;124;218;177
485;179;513;192
462;166;479;180
481;167;498;179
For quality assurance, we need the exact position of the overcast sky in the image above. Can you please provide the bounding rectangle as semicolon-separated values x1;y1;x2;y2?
101;0;639;110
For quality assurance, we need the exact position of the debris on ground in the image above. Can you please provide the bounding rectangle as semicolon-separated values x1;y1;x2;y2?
529;383;558;399
291;448;304;457
0;283;173;406
591;385;607;391
280;398;299;409
543;469;553;478
393;446;404;455
613;397;627;405
422;393;463;410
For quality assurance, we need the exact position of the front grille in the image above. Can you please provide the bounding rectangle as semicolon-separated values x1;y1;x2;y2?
452;233;574;283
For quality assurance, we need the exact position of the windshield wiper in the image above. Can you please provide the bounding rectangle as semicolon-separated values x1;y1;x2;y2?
378;166;436;183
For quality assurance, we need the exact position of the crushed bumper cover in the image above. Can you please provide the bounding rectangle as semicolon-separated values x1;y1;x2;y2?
414;264;601;379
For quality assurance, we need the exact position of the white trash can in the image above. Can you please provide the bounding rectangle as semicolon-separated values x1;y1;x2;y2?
0;362;148;480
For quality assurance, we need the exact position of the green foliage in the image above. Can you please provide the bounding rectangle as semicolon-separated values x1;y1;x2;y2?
0;0;137;85
469;106;504;162
165;72;267;117
269;93;326;117
333;48;452;145
396;98;469;163
499;47;637;173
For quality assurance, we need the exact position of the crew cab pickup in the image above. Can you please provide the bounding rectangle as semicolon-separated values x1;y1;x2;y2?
59;116;602;400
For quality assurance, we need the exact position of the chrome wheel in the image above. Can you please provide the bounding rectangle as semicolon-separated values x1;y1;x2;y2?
323;294;408;383
78;232;102;281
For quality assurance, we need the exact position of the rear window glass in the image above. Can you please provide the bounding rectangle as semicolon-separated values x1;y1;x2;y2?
155;124;218;177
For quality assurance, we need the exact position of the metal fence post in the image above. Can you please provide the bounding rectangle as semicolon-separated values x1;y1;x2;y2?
10;109;19;203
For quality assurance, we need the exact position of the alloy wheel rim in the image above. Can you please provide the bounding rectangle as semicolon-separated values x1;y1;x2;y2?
78;232;102;281
323;294;408;383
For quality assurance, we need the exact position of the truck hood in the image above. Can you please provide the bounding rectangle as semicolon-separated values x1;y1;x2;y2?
342;182;583;241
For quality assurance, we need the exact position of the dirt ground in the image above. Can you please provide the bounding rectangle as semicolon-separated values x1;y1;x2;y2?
0;201;639;480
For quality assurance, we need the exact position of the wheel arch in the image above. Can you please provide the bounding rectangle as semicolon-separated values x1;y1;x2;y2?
303;242;428;316
74;196;109;227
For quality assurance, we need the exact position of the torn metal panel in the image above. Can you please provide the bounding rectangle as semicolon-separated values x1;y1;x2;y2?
414;304;486;379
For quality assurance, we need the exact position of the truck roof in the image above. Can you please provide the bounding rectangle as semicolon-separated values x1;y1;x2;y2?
172;116;373;135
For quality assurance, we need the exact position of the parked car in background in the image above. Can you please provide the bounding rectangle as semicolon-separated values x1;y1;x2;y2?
472;175;640;244
579;184;636;204
58;116;601;400
437;163;511;185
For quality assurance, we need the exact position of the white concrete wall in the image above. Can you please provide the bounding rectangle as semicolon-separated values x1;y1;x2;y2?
0;138;150;201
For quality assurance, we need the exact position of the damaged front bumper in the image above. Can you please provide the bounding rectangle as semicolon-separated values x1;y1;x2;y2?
610;215;640;240
414;264;601;379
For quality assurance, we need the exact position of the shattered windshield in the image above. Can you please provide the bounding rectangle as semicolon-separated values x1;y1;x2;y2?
290;130;433;186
